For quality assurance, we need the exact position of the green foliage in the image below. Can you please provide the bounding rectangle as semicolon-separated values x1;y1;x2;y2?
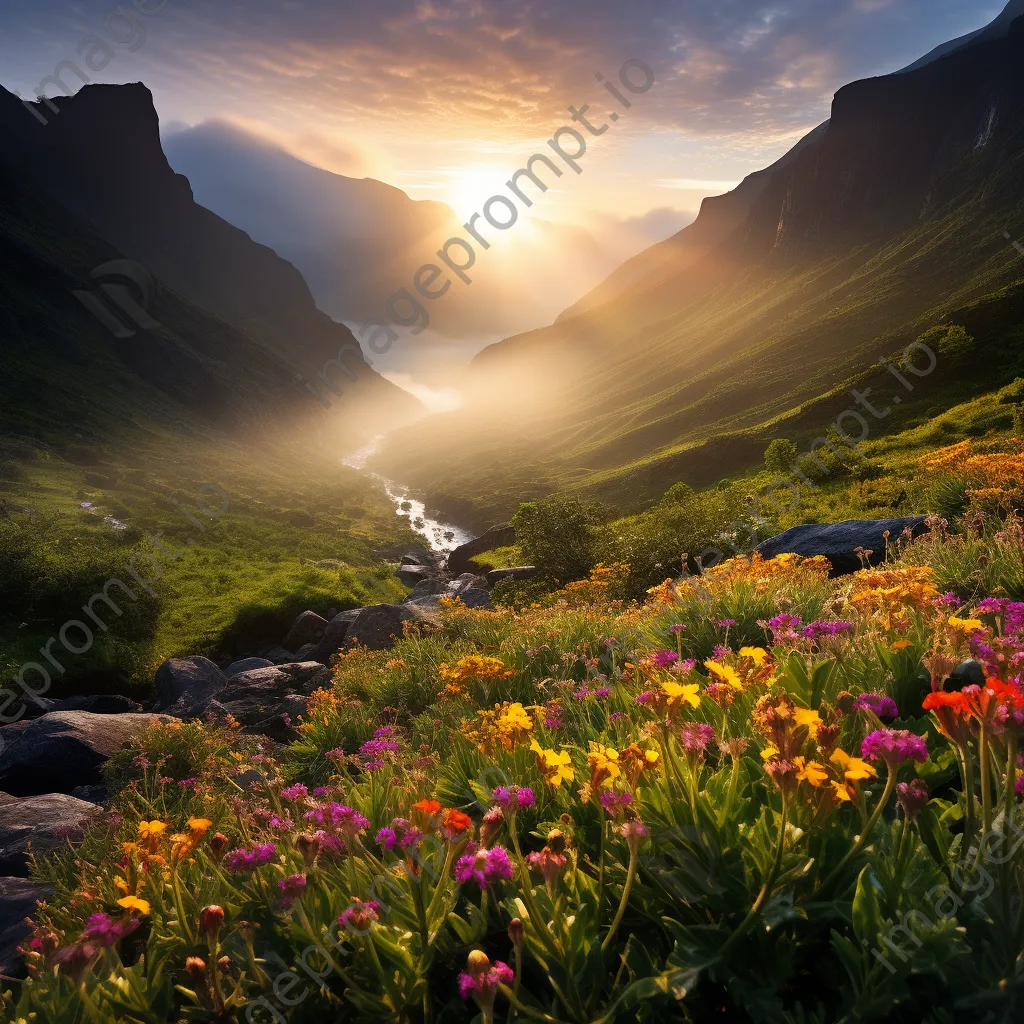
764;438;798;474
661;480;696;503
918;323;975;359
511;497;605;585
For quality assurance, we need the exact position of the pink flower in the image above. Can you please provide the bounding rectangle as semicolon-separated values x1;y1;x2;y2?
862;729;928;766
454;845;515;890
280;783;309;801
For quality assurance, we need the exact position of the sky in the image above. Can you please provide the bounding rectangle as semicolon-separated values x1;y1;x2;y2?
0;0;1005;224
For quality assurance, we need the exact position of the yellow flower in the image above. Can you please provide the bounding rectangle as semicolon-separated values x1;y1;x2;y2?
117;895;151;915
739;646;769;666
138;820;167;841
661;680;701;708
831;749;877;781
831;780;853;803
187;817;213;834
530;741;575;787
113;876;129;893
793;707;822;737
760;744;780;761
889;640;913;652
587;743;621;788
793;756;828;787
948;615;984;632
704;660;742;690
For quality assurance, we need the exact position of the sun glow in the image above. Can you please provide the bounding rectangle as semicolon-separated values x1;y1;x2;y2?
446;163;513;217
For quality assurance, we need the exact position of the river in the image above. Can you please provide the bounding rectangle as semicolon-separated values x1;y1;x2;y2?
342;436;475;553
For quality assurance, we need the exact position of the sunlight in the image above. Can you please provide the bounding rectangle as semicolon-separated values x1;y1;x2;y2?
446;163;512;217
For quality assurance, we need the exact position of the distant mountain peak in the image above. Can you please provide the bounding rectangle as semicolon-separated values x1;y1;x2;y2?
899;0;1024;72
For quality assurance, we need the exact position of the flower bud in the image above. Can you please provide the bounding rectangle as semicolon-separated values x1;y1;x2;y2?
208;832;228;862
479;806;504;847
545;829;566;855
217;955;232;974
295;832;320;866
896;779;929;821
508;918;523;947
199;905;224;945
185;955;208;979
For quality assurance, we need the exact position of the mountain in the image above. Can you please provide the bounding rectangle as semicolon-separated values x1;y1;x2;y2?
161;121;663;352
0;83;418;431
900;0;1024;72
372;5;1024;528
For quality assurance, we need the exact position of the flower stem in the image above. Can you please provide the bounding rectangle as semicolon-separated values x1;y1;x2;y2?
820;769;897;893
601;846;638;951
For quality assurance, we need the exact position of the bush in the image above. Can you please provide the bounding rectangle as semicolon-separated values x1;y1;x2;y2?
764;438;798;474
918;323;975;360
511;497;605;585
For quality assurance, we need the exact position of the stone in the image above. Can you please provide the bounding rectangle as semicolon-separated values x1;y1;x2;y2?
154;656;227;710
446;524;515;575
261;646;297;665
406;577;450;600
225;657;274;677
305;609;362;663
309;603;417;658
294;643;315;659
21;697;56;720
71;784;109;804
51;695;143;715
0;712;168;796
220;693;309;742
487;566;539;585
218;662;330;700
449;588;493;610
397;564;436;587
281;610;330;652
0;794;102;875
0;876;54;976
755;517;929;575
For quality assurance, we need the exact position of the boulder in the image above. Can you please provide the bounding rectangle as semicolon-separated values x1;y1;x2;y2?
449;588;493;610
219;662;331;699
755;517;929;575
281;610;330;652
446;524;515;575
0;712;168;796
261;646;297;665
21;697;56;721
220;693;309;742
0;794;102;875
294;643;315;659
487;566;539;586
397;564;436;587
401;551;436;567
313;603;417;656
0;876;54;976
306;609;362;663
224;658;274;677
154;656;227;710
51;694;143;715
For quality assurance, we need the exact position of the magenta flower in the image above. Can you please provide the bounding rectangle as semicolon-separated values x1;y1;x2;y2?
651;649;679;668
455;845;515;890
303;803;370;834
861;729;928;766
338;899;380;934
679;722;716;756
280;783;309;801
896;779;929;820
376;827;398;851
594;687;612;697
492;786;534;813
82;913;138;948
458;959;514;999
668;624;686;635
277;873;307;906
224;843;277;873
852;693;899;718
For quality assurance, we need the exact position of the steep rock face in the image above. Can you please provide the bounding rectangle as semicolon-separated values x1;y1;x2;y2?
0;83;418;424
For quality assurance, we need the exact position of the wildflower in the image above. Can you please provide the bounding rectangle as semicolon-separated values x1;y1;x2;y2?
492;786;534;814
594;687;612;697
861;729;929;766
764;758;799;793
209;832;228;862
304;803;370;835
185;955;207;980
678;723;716;763
295;832;320;865
651;649;679;668
479;807;505;846
277;875;307;907
526;831;569;885
739;646;769;666
619;817;651;853
704;660;742;690
116;895;150;916
458;949;514;1018
440;808;474;840
530;740;575;787
897;779;930;820
793;756;829;787
831;749;878;782
793;706;823;737
619;743;661;788
587;743;621;789
949;615;985;632
660;680;701;708
376;827;398;851
719;736;749;759
455;845;515;890
338;899;380;935
82;912;139;947
280;784;309;801
599;790;634;816
200;905;224;943
223;843;277;874
852;693;899;718
669;623;686;634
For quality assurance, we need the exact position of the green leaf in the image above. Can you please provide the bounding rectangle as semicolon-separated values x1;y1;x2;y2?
852;865;883;944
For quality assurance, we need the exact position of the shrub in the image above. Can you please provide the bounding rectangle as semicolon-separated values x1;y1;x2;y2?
764;437;798;474
511;497;605;584
917;323;975;360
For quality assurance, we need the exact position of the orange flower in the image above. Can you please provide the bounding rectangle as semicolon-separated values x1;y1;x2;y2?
440;808;473;840
411;799;442;829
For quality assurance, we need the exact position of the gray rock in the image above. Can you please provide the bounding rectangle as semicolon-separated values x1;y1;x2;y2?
0;876;54;976
755;517;929;575
397;564;436;587
487;566;539;585
446;524;515;575
0;794;18;808
154;656;227;710
313;603;417;656
225;657;274;677
0;794;102;875
400;551;436;567
450;588;493;610
219;662;330;699
71;784;108;804
21;697;56;721
260;646;297;665
221;693;308;742
294;643;316;659
306;609;362;662
407;577;450;600
52;695;143;715
0;712;169;796
281;610;330;651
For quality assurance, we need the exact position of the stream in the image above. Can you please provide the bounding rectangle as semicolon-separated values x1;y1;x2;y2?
342;436;475;553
